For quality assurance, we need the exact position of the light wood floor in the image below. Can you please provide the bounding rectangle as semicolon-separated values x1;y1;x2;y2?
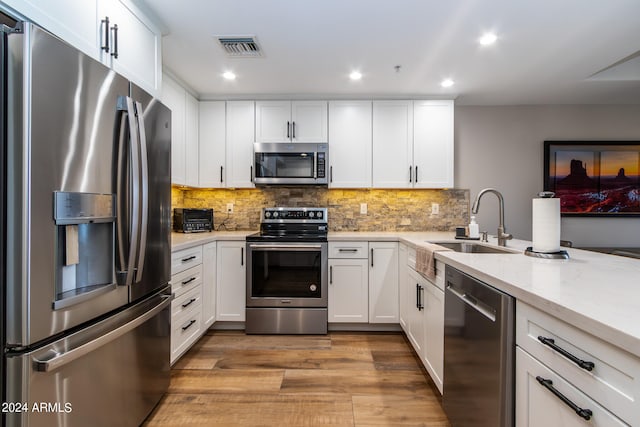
143;331;451;426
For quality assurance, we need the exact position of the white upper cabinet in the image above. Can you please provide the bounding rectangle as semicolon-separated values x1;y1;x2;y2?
163;75;198;187
162;76;186;186
372;100;454;188
198;101;226;188
328;101;372;188
372;101;414;188
97;0;161;95
0;0;99;58
413;100;454;188
3;0;162;95
226;101;256;188
184;92;199;187
255;101;327;143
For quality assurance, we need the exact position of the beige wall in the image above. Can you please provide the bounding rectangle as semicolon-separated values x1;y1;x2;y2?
455;105;640;247
173;187;469;232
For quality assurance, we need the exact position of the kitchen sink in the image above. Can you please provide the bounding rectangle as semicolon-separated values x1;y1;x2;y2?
430;241;519;254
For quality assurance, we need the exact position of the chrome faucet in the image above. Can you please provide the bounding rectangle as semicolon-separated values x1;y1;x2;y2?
471;188;512;246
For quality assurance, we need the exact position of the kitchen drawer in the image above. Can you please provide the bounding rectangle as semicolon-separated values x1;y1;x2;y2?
171;245;203;275
329;241;368;258
516;347;626;426
171;308;202;364
171;284;202;319
517;301;640;424
171;264;203;298
407;247;444;290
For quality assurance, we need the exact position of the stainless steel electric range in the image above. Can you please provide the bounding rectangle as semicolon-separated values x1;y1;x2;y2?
245;207;328;334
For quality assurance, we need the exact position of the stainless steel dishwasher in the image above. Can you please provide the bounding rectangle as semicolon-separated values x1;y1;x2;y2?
443;265;515;427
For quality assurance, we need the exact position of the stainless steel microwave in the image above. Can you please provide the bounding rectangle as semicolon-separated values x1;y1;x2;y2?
253;142;328;185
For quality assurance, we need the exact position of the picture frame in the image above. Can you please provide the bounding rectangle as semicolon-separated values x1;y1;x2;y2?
544;141;640;217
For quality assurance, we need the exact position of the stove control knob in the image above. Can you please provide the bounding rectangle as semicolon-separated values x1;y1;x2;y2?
308;211;315;218
273;211;279;218
265;211;271;218
317;211;323;219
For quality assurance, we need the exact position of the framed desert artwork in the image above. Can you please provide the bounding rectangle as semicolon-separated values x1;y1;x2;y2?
544;141;640;216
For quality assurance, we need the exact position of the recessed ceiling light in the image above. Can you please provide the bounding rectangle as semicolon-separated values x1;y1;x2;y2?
349;71;362;80
479;32;497;46
441;79;454;88
223;71;236;80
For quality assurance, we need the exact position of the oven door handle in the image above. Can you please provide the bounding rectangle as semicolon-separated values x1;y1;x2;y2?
248;244;323;251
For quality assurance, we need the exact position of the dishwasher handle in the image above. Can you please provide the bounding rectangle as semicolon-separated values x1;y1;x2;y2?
446;283;496;322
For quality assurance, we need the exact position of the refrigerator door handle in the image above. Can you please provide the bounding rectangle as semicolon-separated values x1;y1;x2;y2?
134;100;149;283
33;295;171;372
116;96;141;288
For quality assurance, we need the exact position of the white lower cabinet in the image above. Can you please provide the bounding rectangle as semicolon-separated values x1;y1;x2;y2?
406;267;426;354
170;243;217;364
516;348;626;426
368;242;399;323
202;242;216;328
401;245;445;394
423;277;444;393
328;242;369;323
516;301;639;425
216;241;246;321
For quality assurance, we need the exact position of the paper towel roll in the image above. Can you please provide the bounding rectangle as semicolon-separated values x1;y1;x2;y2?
532;197;561;253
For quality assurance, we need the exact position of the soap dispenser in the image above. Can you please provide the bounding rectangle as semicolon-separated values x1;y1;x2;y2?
468;216;480;239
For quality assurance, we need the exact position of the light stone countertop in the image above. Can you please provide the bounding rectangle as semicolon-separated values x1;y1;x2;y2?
171;231;254;252
171;230;640;356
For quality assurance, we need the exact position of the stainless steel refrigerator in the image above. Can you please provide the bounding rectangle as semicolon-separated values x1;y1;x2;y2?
1;15;172;427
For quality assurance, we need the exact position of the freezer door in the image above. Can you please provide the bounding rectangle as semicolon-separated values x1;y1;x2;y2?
5;290;171;427
129;83;171;302
5;24;131;346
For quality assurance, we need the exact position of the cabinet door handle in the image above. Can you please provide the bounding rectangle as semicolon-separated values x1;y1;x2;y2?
181;277;196;286
329;265;333;284
415;166;418;183
181;319;197;331
537;336;595;371
110;24;119;59
181;297;197;309
416;283;419;309
101;16;110;53
536;376;593;421
418;285;424;311
409;166;412;183
287;121;290;139
370;248;374;267
292;121;296;139
241;247;244;266
250;165;253;182
330;166;333;183
220;166;224;183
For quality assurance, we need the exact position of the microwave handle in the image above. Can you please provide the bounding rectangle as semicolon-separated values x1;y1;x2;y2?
314;152;317;179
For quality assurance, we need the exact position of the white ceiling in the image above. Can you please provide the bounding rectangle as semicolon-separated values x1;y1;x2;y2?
136;0;640;105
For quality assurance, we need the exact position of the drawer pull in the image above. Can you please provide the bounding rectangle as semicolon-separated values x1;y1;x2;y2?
181;298;196;309
181;319;196;331
181;277;196;286
537;336;595;371
181;255;196;263
338;248;358;253
536;376;593;421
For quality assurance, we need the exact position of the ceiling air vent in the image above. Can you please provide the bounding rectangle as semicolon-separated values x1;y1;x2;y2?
216;36;263;57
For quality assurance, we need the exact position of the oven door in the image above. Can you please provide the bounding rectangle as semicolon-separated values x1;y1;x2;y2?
246;242;328;308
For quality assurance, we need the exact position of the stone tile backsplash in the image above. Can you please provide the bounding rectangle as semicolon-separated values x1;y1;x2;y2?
172;187;469;232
